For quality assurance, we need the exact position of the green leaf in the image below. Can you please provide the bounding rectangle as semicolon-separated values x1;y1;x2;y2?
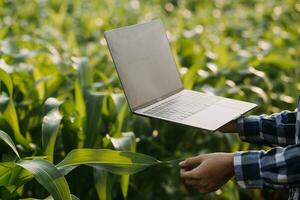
183;65;198;89
74;79;86;121
0;94;10;112
83;92;106;148
120;174;129;199
42;98;62;162
43;97;62;114
0;162;15;186
252;54;299;69
17;159;72;200
0;69;30;149
56;149;159;175
0;68;13;97
94;168;112;200
111;132;136;199
2;101;30;148
111;94;128;135
0;161;33;193
111;93;126;112
0;130;20;158
32;67;51;101
71;195;80;200
110;132;136;152
43;194;80;200
241;85;269;103
60;101;81;152
101;94;115;122
72;57;93;92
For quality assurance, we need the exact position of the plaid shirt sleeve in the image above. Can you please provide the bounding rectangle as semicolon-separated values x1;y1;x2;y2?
234;109;299;189
237;110;297;147
234;144;300;189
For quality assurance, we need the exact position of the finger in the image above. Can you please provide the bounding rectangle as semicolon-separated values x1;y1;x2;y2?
180;168;186;177
179;155;205;168
180;168;193;179
180;164;197;171
179;157;199;168
180;168;195;175
180;167;200;179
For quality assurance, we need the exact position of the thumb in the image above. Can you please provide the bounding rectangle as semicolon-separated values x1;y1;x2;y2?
179;155;205;168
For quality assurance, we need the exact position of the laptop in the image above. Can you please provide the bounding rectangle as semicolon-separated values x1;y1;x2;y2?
104;19;257;131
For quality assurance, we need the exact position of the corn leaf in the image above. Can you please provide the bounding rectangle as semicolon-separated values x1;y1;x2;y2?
111;102;128;135
74;79;86;121
20;194;79;200
183;65;198;89
42;98;62;162
0;130;20;158
0;162;33;188
0;162;15;186
43;194;80;200
2;101;30;148
60;101;81;152
0;68;13;97
32;68;51;101
17;159;72;200
251;54;299;69
111;132;136;199
0;94;10;112
72;57;93;92
94;168;112;200
111;93;126;112
111;132;136;152
83;92;105;148
0;68;30;148
56;149;159;175
93;123;134;200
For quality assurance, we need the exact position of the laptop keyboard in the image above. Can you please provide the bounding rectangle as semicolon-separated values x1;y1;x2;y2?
144;92;220;121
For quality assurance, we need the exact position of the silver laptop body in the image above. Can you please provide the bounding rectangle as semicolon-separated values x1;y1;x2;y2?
104;19;257;131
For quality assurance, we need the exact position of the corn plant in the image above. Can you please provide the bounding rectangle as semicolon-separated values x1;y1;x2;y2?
1;0;300;199
0;64;163;199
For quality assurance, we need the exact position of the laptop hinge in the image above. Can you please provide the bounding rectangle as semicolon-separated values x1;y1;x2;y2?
132;87;184;112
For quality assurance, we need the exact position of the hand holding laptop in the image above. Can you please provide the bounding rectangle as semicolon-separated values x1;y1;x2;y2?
218;119;239;133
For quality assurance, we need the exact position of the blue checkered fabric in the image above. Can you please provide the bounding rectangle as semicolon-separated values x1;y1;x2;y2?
234;95;300;200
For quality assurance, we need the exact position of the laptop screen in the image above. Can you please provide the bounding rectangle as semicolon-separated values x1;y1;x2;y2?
105;20;183;110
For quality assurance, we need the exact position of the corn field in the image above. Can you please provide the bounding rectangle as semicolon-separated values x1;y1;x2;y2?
0;0;300;199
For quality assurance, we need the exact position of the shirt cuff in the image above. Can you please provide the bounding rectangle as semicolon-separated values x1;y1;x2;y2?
234;151;263;189
237;116;264;144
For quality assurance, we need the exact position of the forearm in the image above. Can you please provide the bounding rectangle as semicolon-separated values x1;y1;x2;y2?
234;144;300;189
240;111;296;146
220;111;297;147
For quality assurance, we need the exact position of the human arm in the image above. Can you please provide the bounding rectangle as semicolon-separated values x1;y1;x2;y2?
234;144;300;189
180;144;300;193
219;110;297;147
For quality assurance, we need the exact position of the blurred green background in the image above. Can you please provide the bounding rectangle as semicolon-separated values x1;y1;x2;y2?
0;0;300;199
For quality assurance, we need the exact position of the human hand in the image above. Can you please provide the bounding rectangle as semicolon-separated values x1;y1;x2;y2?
179;153;234;193
218;119;238;133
